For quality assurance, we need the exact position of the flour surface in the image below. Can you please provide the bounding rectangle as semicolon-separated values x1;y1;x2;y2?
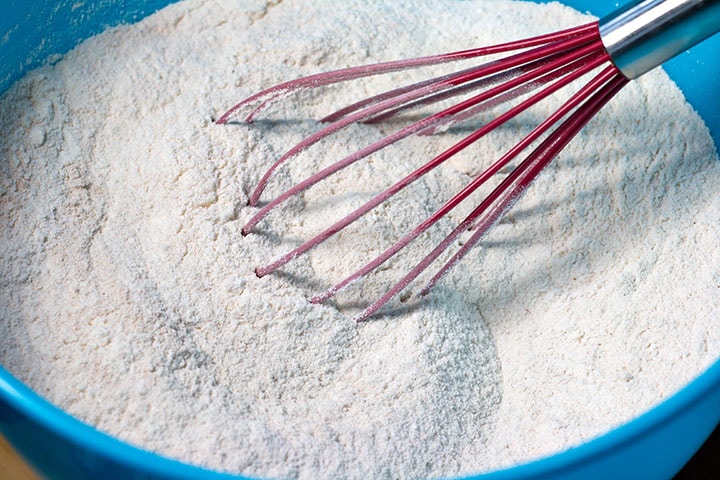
1;1;719;479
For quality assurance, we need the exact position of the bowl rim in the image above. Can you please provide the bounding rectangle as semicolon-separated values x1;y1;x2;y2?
2;359;720;479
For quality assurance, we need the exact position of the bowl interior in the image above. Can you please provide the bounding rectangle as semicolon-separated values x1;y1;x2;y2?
0;1;719;480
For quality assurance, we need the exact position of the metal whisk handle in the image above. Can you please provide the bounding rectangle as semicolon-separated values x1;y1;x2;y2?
599;0;720;79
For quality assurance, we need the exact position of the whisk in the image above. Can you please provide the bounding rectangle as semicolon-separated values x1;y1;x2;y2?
217;0;720;322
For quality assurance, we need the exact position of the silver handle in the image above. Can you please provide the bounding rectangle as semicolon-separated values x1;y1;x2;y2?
599;0;720;79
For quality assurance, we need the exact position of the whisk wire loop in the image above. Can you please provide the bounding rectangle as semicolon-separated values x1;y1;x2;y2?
355;76;627;322
254;51;611;281
242;36;605;233
217;16;657;320
216;23;598;125
318;66;629;322
240;27;602;208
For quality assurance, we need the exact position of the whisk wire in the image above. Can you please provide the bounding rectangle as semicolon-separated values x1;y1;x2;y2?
242;37;604;233
313;65;627;321
255;51;611;281
352;69;628;322
217;19;647;320
239;26;601;208
216;23;598;125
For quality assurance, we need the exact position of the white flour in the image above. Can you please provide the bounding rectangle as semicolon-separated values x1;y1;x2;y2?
1;0;719;479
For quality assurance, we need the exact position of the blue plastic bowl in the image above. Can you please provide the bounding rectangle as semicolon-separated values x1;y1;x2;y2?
1;1;719;479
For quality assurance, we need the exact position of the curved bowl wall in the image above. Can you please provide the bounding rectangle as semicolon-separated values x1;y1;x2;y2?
1;1;719;479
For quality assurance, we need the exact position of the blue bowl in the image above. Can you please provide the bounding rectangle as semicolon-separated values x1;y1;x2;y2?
1;1;719;479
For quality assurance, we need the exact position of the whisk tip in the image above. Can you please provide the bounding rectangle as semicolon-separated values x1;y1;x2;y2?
352;310;373;323
309;291;332;304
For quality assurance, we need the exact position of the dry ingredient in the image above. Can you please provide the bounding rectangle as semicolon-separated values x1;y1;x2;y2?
1;0;719;479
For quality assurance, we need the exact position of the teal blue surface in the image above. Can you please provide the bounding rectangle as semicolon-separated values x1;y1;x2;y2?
1;1;719;479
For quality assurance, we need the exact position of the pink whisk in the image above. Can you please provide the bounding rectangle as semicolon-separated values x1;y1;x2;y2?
217;0;720;322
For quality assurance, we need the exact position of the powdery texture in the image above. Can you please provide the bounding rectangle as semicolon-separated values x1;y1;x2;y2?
1;0;719;479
